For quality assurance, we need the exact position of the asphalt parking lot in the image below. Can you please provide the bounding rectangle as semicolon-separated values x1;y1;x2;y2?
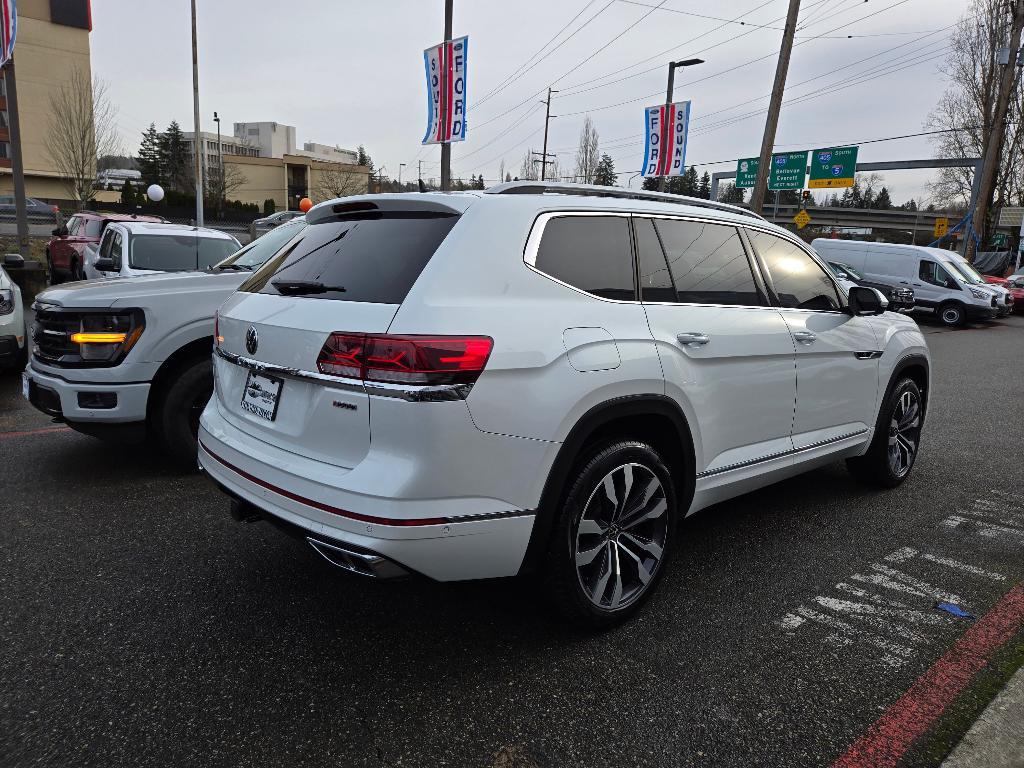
2;315;1022;768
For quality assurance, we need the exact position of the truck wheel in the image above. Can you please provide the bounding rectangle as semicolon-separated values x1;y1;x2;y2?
46;251;62;285
70;258;84;282
938;302;966;327
543;440;678;628
155;356;213;470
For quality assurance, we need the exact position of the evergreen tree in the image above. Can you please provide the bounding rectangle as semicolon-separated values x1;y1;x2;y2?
679;165;699;196
137;123;163;187
697;171;711;200
718;182;746;204
847;179;863;208
873;187;892;210
592;154;616;186
159;121;190;194
120;180;137;205
642;176;659;191
356;145;374;173
504;172;512;182
475;174;485;190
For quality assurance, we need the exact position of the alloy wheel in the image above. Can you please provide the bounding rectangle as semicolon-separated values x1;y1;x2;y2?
887;390;921;478
573;463;668;611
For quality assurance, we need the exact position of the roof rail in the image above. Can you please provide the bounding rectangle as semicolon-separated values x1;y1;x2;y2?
484;180;766;221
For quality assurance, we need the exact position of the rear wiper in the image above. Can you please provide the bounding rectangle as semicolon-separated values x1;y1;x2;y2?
271;279;346;295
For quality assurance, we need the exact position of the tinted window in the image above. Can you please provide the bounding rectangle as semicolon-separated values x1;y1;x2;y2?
635;217;675;302
110;231;123;270
654;219;764;306
129;235;238;272
751;232;841;311
84;219;104;237
535;216;634;300
216;220;305;271
242;212;458;303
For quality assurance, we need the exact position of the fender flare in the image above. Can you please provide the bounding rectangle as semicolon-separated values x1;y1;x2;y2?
517;394;696;576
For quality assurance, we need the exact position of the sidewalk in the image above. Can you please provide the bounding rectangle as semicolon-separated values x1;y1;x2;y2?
942;666;1024;768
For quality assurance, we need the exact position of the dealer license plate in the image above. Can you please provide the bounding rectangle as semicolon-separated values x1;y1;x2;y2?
240;371;283;422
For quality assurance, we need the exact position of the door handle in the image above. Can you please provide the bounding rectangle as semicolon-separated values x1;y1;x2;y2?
792;331;817;345
676;332;710;347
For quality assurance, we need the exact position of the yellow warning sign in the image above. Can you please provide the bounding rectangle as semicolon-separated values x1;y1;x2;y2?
933;217;949;239
794;209;812;229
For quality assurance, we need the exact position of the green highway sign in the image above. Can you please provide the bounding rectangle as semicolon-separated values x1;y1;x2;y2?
736;157;760;188
808;146;859;189
768;151;807;190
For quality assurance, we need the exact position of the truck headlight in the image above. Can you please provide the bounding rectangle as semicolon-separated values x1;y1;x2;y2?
71;312;144;363
968;287;990;300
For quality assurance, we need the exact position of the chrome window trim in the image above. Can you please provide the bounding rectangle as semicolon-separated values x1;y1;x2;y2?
522;210;788;310
214;347;472;402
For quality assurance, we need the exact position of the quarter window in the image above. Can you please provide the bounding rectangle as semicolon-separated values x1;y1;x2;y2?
534;216;635;300
652;219;764;306
750;232;841;311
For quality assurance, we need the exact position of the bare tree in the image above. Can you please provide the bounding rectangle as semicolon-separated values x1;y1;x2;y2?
46;69;122;207
517;149;539;180
926;0;1024;209
208;162;247;217
315;162;371;199
572;116;600;183
497;158;506;185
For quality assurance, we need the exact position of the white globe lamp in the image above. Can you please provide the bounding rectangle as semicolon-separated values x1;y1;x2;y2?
146;184;165;203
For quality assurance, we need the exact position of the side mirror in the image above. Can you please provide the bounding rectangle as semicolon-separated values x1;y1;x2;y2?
3;253;24;268
94;257;116;273
52;225;68;237
848;286;887;316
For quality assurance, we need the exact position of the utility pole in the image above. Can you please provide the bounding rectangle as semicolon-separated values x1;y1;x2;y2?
190;0;204;226
440;0;453;191
749;0;801;214
399;163;406;186
540;87;557;181
3;59;29;259
657;58;703;192
972;0;1024;259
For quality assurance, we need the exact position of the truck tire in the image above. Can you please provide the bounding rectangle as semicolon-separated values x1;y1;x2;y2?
155;356;213;470
46;250;62;285
938;302;966;327
70;257;84;282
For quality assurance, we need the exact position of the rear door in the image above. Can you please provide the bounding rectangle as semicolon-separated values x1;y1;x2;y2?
747;230;879;449
638;216;797;474
214;208;460;468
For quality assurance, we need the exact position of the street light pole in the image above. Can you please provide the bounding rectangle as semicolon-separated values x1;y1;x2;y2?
213;111;222;217
190;0;204;226
440;0;453;191
657;58;703;193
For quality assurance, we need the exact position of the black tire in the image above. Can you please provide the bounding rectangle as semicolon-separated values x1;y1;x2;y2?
69;258;84;282
45;250;61;285
937;302;966;327
846;378;924;488
154;356;213;470
543;440;678;628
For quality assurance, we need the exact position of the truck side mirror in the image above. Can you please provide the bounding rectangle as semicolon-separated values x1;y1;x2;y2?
94;257;116;273
848;286;887;316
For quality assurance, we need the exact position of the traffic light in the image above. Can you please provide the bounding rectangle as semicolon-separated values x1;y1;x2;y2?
801;190;811;203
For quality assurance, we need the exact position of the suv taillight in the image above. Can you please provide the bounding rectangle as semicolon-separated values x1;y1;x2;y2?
317;333;493;386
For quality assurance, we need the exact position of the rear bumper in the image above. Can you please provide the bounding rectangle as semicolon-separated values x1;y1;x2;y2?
197;416;538;582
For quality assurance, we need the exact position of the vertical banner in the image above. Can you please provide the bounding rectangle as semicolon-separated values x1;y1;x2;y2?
642;101;690;178
0;0;18;67
422;35;468;145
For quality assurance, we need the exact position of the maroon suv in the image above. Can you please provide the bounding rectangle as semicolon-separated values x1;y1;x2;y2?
46;211;165;283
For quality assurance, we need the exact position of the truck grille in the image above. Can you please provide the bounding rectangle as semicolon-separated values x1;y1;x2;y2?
32;309;81;363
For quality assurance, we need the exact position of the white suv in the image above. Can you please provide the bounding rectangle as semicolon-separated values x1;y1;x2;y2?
199;183;930;626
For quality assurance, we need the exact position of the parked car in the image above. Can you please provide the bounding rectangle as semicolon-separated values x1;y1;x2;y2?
0;195;58;219
812;238;999;326
46;211;166;283
82;222;240;280
825;260;915;311
0;257;26;371
1005;274;1024;313
252;210;305;229
944;254;1014;317
199;182;930;626
21;218;306;465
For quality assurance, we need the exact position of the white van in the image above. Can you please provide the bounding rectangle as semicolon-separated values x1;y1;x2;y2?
811;239;998;327
944;253;1014;317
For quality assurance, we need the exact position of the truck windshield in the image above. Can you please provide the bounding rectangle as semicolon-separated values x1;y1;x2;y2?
213;219;306;272
130;235;239;272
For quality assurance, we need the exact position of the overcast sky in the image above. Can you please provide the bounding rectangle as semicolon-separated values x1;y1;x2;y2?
91;0;968;204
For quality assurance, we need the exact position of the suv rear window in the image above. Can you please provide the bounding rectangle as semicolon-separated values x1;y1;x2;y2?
241;213;458;303
534;216;634;300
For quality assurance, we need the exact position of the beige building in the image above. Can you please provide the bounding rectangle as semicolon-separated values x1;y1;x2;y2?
0;0;92;199
224;153;371;211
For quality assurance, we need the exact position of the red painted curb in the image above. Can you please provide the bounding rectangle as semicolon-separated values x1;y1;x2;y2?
831;583;1024;768
0;426;72;440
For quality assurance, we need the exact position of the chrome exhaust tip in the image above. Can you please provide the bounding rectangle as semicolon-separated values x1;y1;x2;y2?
306;538;409;580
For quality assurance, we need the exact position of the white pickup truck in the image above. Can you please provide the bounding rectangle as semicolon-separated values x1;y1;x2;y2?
22;219;304;467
